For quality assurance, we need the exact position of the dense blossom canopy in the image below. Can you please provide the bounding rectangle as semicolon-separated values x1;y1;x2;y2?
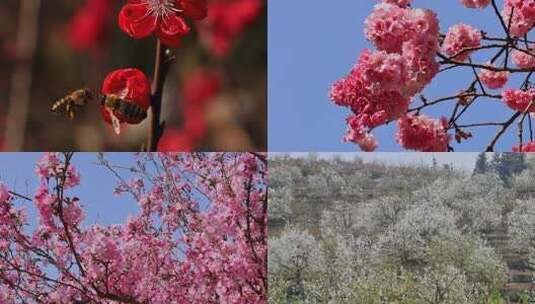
0;152;267;303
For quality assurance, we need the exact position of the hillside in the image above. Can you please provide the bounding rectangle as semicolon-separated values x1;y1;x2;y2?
269;154;535;304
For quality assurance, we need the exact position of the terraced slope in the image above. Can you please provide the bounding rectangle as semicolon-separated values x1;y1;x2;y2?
487;225;534;303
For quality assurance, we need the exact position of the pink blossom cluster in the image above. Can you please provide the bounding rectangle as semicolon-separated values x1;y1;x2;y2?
0;152;267;303
344;115;379;151
379;0;411;7
502;88;535;112
478;66;509;89
0;182;9;202
35;152;80;189
459;0;491;9
442;23;482;61
513;141;535;151
396;114;451;151
511;48;535;68
502;0;535;37
330;2;441;151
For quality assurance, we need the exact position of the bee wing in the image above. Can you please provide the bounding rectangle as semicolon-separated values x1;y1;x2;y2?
73;98;87;107
110;110;122;135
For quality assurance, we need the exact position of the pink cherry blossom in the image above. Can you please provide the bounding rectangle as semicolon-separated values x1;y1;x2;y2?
34;185;57;230
511;48;535;68
333;3;440;151
64;165;81;188
0;182;9;202
380;0;411;7
502;0;535;37
330;1;535;151
478;66;509;89
513;141;535;151
396;114;451;152
365;3;412;53
329;49;411;121
460;0;491;9
502;88;535;112
343;115;379;151
442;23;482;61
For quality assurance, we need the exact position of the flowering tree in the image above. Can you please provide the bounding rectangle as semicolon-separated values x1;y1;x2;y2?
268;155;517;303
330;0;535;151
414;173;509;233
270;194;507;303
0;152;267;303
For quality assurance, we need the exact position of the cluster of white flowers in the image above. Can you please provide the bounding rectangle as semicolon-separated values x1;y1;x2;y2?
512;169;535;199
268;227;323;278
414;173;507;233
507;199;535;266
268;186;293;223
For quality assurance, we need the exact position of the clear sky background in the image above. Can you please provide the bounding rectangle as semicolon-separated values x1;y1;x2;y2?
0;153;140;230
269;0;527;152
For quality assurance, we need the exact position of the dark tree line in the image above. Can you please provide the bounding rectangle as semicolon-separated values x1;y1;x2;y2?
474;153;527;185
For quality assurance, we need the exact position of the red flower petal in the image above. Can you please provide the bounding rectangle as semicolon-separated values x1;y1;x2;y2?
119;3;157;39
160;15;190;36
178;0;208;20
157;15;189;47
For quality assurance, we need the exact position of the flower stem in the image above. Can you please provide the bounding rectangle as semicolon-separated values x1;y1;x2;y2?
147;39;172;151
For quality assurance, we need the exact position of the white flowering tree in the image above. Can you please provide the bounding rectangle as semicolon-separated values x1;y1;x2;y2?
512;169;535;199
508;199;535;266
268;227;323;303
415;173;507;233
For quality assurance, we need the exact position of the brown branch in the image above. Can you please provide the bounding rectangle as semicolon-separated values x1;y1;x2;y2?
56;153;86;278
437;53;535;72
8;191;32;202
147;39;174;152
517;100;535;150
485;111;521;151
491;0;511;40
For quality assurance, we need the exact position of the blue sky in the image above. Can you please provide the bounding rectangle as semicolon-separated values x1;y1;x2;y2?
0;153;139;229
268;0;527;152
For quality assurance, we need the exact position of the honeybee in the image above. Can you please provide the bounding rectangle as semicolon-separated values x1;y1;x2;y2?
51;88;94;120
100;94;148;134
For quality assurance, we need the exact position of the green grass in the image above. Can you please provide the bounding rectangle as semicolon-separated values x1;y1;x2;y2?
489;290;505;304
